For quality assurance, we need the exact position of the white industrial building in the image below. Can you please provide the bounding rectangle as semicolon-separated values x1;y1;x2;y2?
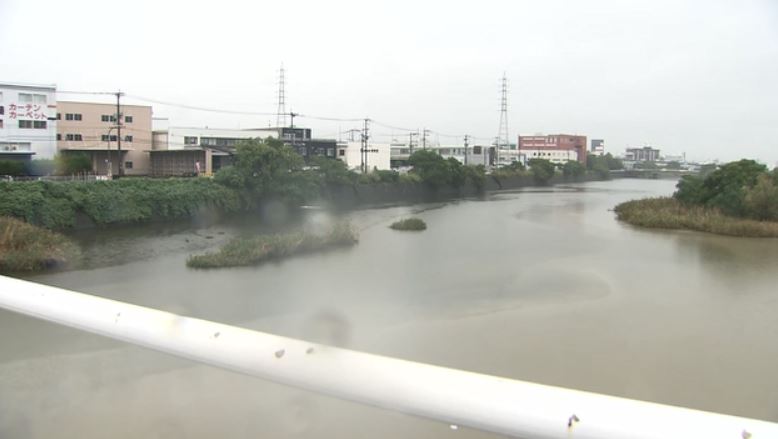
521;148;579;164
494;148;525;167
389;143;497;168
150;121;279;176
337;141;391;171
0;82;58;160
151;123;277;151
437;145;496;167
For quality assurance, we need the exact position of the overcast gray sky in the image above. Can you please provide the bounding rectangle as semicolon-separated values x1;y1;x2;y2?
2;0;776;164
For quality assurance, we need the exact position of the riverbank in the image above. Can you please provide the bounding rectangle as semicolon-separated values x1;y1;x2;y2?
0;178;243;230
614;197;778;238
0;172;611;230
0;217;80;272
325;172;609;208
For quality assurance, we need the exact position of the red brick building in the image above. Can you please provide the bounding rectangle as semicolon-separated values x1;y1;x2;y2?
518;134;587;165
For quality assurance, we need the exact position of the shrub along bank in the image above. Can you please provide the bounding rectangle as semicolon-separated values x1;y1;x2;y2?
389;218;427;231
1;139;616;232
187;222;358;269
0;216;80;272
0;178;243;229
614;197;778;238
615;160;778;237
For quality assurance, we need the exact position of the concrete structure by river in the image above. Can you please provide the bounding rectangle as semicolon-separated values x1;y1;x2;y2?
1;179;777;438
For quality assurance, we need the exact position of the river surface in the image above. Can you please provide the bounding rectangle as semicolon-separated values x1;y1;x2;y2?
1;179;777;438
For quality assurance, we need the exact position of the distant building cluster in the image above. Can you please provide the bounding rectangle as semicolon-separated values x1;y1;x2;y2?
0;82;340;177
518;134;587;166
590;139;605;156
625;146;661;162
1;80;612;176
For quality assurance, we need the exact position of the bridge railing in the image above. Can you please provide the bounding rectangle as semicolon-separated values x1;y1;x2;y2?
0;275;775;438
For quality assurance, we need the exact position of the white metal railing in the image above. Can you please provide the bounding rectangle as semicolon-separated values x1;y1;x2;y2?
0;275;775;438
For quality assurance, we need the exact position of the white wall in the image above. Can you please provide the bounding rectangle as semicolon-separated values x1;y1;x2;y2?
521;148;578;164
154;126;278;150
0;83;57;159
337;141;391;171
495;148;524;167
435;144;492;166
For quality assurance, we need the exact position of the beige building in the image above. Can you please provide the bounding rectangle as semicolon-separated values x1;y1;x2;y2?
57;101;152;175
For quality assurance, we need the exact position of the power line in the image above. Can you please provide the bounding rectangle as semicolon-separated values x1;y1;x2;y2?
370;119;417;132
52;89;500;146
124;94;280;116
429;130;465;139
296;114;363;122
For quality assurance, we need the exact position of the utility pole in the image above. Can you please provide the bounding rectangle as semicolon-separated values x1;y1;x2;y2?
408;131;418;156
290;111;297;129
115;91;124;177
464;135;470;166
360;118;370;173
422;128;430;149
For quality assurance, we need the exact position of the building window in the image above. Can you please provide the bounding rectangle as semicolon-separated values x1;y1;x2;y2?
125;116;133;123
66;134;83;141
18;93;46;104
339;149;345;156
101;134;118;142
184;136;198;145
18;120;32;129
101;114;117;122
56;133;61;140
0;120;3;129
0;106;3;115
56;112;61;120
124;161;133;169
33;121;47;129
124;135;133;142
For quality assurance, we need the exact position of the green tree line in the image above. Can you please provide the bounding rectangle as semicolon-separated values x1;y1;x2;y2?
675;159;778;221
1;138;615;229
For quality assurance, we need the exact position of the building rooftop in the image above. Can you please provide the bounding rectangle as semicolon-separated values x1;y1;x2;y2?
151;126;279;133
0;81;57;90
57;100;152;109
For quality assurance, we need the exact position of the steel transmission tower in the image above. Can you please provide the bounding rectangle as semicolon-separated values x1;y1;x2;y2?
496;73;510;166
276;65;288;127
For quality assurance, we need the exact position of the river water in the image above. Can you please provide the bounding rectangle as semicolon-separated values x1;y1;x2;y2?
1;179;777;438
